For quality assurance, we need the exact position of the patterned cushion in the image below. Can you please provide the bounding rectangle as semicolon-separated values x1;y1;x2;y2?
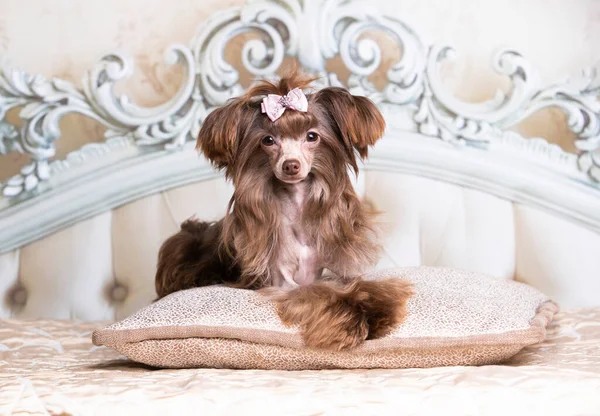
92;267;558;370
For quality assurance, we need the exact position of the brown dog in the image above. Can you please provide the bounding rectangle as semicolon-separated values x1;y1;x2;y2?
155;71;413;350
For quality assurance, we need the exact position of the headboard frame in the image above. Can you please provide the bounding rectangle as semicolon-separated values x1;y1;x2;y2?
1;0;599;254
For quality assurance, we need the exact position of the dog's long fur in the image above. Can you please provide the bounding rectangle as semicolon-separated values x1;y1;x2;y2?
155;71;413;350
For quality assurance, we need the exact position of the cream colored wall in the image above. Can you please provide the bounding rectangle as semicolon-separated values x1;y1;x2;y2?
0;0;598;181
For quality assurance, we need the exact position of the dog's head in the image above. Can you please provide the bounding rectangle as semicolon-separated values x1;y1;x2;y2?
196;71;385;185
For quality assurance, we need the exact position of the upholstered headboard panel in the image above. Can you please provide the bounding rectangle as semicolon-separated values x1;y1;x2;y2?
1;0;599;319
2;172;599;321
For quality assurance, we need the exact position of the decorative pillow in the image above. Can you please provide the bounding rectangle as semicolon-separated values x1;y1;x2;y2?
92;267;558;370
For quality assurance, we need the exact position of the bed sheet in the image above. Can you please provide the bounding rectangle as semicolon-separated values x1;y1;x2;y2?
1;309;600;415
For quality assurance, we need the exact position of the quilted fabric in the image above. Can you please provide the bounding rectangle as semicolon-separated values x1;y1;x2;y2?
92;267;558;369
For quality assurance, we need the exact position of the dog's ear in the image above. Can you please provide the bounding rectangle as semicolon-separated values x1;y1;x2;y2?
313;87;385;161
196;98;250;170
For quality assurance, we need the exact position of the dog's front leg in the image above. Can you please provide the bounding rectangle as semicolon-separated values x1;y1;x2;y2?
260;278;413;351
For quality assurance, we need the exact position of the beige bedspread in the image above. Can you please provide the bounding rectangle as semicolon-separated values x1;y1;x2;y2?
1;309;600;416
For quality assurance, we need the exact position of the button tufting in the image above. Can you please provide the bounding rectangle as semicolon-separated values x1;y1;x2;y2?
12;287;27;306
110;284;129;302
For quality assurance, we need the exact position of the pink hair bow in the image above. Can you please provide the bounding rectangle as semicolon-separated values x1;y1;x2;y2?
260;88;308;121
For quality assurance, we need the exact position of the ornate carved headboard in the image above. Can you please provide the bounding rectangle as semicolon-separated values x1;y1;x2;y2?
1;0;599;319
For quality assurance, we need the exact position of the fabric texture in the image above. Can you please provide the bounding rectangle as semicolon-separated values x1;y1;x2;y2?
2;309;600;415
92;267;558;369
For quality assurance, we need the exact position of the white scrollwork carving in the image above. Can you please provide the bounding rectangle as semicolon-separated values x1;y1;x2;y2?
0;120;19;154
411;46;534;145
523;65;599;182
315;0;427;104
1;0;599;201
411;46;599;182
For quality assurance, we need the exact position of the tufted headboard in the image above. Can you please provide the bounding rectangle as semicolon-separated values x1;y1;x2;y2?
1;0;599;320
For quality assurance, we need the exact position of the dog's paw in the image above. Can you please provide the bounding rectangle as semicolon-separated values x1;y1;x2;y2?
269;282;369;351
269;278;413;351
300;300;369;351
354;278;414;340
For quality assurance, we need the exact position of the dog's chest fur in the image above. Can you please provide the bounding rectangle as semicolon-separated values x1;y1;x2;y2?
272;182;321;287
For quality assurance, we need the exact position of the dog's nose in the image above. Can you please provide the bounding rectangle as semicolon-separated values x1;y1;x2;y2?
282;159;301;176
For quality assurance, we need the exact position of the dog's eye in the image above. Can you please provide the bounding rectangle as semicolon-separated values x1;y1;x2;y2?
261;136;275;146
306;132;319;142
